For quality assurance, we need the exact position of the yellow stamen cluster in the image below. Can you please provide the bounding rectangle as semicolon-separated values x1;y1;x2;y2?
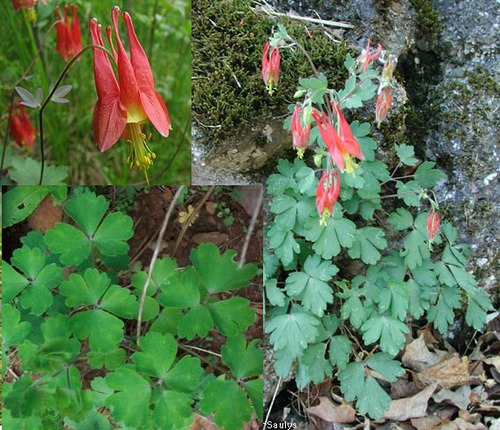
344;155;358;174
319;209;331;227
126;124;156;172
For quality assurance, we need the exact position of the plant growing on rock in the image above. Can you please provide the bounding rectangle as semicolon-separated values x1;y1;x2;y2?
2;188;262;430
264;25;493;420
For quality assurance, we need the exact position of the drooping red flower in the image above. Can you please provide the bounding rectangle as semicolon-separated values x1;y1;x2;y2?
89;6;171;174
358;38;382;72
331;102;364;172
262;41;280;94
291;104;311;157
312;108;347;171
56;5;83;61
9;102;37;149
426;211;441;241
12;0;46;11
316;170;341;226
376;87;393;126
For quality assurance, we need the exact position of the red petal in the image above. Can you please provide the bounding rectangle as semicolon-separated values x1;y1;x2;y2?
111;7;142;115
139;90;171;138
122;11;170;134
93;96;127;152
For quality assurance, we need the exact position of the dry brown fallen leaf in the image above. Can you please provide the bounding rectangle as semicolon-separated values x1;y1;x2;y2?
432;385;471;410
306;396;356;423
411;415;443;430
383;383;437;422
190;414;220;430
414;353;479;389
402;335;442;371
439;418;488;430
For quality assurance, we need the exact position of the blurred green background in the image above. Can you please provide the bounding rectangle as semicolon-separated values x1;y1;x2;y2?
0;0;191;185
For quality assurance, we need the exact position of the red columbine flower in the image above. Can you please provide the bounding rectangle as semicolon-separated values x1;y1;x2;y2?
358;38;382;72
56;5;83;61
291;104;311;158
9;102;37;150
89;7;171;176
426;211;441;241
12;0;46;20
262;41;280;94
376;87;392;126
316;170;341;226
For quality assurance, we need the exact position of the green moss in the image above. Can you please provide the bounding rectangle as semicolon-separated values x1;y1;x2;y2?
409;0;440;36
465;66;500;95
192;0;351;142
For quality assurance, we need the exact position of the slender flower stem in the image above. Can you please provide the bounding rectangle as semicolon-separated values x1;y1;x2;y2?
37;44;114;184
148;0;160;64
0;21;59;182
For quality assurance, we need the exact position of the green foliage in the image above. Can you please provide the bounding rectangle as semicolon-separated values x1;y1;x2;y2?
265;31;492;420
3;188;262;429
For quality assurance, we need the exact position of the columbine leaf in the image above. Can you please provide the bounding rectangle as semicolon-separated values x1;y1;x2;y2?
348;227;387;265
377;281;409;321
178;305;213;340
414;161;446;188
271;194;298;230
3;260;29;303
222;336;263;378
297;343;332;388
465;288;493;330
265;278;286;307
304;210;356;259
45;223;91;266
133;332;177;379
245;379;264;420
157;267;200;308
357;376;391;420
361;312;409;356
329;335;351;371
285;255;338;317
366;352;404;382
191;243;258;293
266;307;320;359
209;297;255;336
338;362;365;401
65;190;109;235
50;84;72;103
427;286;461;334
152;390;193;430
3;304;32;350
105;368;152;428
396;180;422;207
402;229;430;269
388;208;413;231
268;225;300;266
71;309;124;352
199;379;253;430
339;286;369;329
100;284;138;318
396;144;418;166
59;269;110;307
93;212;133;257
9;157;68;185
2;186;50;228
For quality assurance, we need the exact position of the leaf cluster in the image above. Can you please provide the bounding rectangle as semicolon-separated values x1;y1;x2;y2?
265;51;493;419
3;188;262;430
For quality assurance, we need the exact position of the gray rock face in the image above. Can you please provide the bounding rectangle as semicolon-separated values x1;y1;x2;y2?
425;0;499;295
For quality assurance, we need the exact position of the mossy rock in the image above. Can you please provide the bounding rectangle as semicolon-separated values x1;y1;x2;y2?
192;0;352;142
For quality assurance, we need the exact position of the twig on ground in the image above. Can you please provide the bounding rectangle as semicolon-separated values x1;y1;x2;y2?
136;186;186;340
238;186;263;269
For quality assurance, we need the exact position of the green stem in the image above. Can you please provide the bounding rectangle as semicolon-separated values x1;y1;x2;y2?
147;0;160;64
0;21;59;183
37;44;114;185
